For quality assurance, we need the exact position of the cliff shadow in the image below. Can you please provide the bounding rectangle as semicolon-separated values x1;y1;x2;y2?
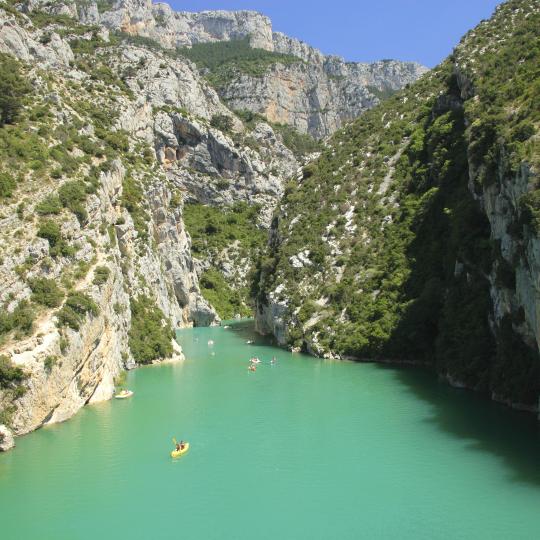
375;363;540;487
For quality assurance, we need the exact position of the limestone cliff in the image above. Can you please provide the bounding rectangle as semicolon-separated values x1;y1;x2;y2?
71;0;427;138
0;1;300;445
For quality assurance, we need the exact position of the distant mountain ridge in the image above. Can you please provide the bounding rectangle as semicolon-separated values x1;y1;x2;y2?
69;0;428;137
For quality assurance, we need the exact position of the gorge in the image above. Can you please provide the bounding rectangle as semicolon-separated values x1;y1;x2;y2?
0;0;539;462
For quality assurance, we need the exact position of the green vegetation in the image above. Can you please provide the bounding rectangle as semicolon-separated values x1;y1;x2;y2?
0;354;27;396
235;109;322;157
199;268;251;319
121;176;148;241
366;85;397;101
210;114;234;134
178;38;301;89
0;172;16;198
56;292;99;330
183;201;266;318
128;296;174;364
93;266;110;286
37;220;68;256
29;278;64;308
0;301;34;342
0;53;31;127
36;195;63;216
59;180;88;223
257;0;540;407
37;220;61;246
43;355;58;372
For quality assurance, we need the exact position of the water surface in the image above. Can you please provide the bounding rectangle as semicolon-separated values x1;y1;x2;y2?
1;320;539;539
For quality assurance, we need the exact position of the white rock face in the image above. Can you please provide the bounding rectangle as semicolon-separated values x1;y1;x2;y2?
86;1;275;50
74;0;427;138
0;424;15;452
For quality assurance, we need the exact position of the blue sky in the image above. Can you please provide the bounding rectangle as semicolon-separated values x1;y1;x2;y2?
166;0;503;67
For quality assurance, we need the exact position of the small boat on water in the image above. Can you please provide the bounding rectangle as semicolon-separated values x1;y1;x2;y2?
171;442;190;458
223;325;231;329
208;340;214;346
250;357;261;364
114;390;133;399
246;340;254;345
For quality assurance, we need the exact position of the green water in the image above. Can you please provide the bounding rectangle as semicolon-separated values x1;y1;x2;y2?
1;321;540;539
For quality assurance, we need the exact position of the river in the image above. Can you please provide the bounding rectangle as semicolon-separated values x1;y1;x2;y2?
1;320;539;539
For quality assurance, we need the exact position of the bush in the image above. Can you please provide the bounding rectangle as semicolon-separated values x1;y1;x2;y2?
43;355;58;371
58;180;88;223
128;296;173;364
0;354;27;391
210;114;234;133
29;278;64;308
93;266;110;285
0;301;34;339
56;292;99;330
37;220;61;247
121;176;148;240
0;172;16;198
36;195;62;215
0;53;31;126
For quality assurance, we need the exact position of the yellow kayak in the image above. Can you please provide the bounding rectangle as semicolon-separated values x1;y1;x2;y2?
171;442;190;458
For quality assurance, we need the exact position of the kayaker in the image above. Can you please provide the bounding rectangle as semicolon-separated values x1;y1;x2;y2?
176;442;181;451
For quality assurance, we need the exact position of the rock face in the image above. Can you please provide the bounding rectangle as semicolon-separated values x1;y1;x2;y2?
219;58;426;139
0;0;303;443
0;424;15;452
88;1;275;51
76;0;427;138
255;0;540;414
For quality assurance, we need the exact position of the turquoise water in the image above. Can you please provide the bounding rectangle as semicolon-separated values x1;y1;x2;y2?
1;320;540;539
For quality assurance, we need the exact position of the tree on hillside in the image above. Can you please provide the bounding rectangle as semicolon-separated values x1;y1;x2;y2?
0;53;31;126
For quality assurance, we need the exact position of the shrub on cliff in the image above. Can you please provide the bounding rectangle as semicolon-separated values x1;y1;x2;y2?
56;292;99;330
0;172;16;198
0;355;27;396
0;53;31;127
210;114;234;134
128;296;173;364
0;301;34;341
37;220;61;247
36;195;62;215
58;180;88;224
93;266;110;286
29;278;64;308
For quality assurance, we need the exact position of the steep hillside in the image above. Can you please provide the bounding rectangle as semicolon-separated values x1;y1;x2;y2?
256;0;540;412
73;0;427;138
0;0;302;444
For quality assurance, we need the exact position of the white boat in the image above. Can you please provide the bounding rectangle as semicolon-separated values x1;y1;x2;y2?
115;390;134;399
208;340;214;346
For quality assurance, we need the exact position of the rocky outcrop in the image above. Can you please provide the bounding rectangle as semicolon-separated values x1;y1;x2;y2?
154;113;297;225
72;0;427;138
219;59;426;139
0;424;15;452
